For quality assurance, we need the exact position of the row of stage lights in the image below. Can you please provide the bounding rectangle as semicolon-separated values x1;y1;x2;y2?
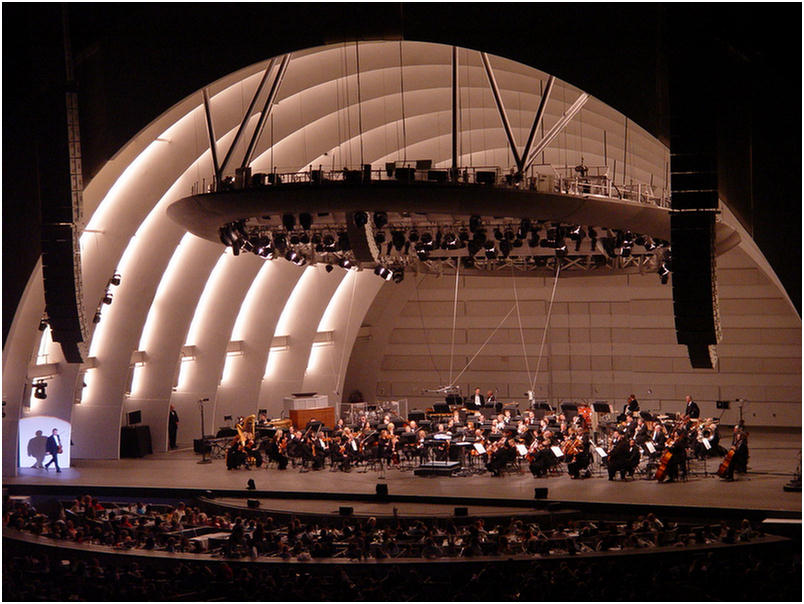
219;212;672;284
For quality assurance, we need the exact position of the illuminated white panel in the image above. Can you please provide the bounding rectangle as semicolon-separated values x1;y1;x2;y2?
36;326;52;365
138;233;194;352
273;266;318;337
317;269;357;331
185;249;230;346
18;416;72;470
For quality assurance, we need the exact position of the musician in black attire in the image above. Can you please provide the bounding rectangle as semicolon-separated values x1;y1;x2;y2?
43;428;62;473
726;425;749;478
662;429;688;482
265;430;289;470
634;418;649;446
683;395;700;419
467;388;485;410
625;394;639;413
607;431;630;480
650;424;666;454
487;438;516;476
226;440;246;470
566;433;591;479
528;431;557;478
624;438;641;478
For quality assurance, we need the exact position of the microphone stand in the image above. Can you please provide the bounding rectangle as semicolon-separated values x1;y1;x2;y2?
198;399;212;464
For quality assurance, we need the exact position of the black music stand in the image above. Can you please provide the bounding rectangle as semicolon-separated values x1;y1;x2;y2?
198;399;212;464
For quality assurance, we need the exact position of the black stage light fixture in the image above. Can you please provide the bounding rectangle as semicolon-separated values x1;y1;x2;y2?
421;232;434;249
273;233;287;253
472;229;487;245
467;239;481;257
493;228;503;241
504;227;515;241
484;240;497;259
311;233;322;245
374;232;386;245
392;231;406;251
285;250;306;266
337;232;350;251
392;269;405;283
408;230;419;243
512;238;523;248
219;226;234;247
38;318;48;331
246;478;256;490
435;230;442;249
386;241;393;255
255;237;274;258
458;228;470;242
110;273;122;286
33;381;47;399
469;215;482;233
93;311;102;324
323;234;335;250
374;266;393;281
444;232;458;249
299;212;313;230
339;257;355;270
353;211;368;227
499;239;512;258
415;242;428;260
289;234;301;245
325;264;334;273
282;214;296;231
299;232;310;244
373;211;388;229
103;291;113;305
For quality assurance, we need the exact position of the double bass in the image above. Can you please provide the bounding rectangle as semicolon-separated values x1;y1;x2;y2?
654;436;676;482
717;431;747;478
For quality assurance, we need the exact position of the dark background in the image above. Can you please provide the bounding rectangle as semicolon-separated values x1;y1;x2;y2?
3;3;801;342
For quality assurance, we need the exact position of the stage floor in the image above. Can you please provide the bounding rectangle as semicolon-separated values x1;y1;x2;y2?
6;428;801;515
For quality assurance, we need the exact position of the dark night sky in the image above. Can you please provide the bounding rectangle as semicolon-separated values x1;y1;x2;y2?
3;3;801;341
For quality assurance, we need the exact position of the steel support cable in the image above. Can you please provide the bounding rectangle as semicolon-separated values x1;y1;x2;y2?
511;264;534;391
334;271;359;399
414;275;444;386
449;304;516;389
530;262;561;394
447;260;461;384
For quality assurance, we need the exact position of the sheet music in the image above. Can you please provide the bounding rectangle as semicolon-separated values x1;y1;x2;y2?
595;446;607;458
645;441;656;454
351;440;358;451
551;446;564;458
702;438;712;450
473;443;486;455
515;443;528;456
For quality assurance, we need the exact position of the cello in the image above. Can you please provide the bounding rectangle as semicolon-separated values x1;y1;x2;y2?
654;436;675;482
716;446;736;478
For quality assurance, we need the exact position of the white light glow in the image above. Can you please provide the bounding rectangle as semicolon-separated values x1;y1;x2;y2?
231;261;276;341
273;266;318;336
317;269;356;332
36;326;52;365
185;249;230;346
18;416;72;470
222;355;237;383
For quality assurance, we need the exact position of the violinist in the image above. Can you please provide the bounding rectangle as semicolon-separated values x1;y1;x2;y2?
244;438;262;468
226;436;246;470
528;430;556;478
566;431;591;479
650;423;667;456
486;437;516;477
633;417;649;446
265;430;289;470
377;428;393;467
331;429;354;472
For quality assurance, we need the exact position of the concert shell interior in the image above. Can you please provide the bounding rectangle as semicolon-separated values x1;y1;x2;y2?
3;5;801;601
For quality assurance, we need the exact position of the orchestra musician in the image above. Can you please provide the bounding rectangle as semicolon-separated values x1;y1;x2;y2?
528;430;557;478
634;417;649;446
468;387;485;410
624;438;641;478
726;425;749;479
650;423;667;455
657;428;687;482
683;395;700;419
265;429;289;470
486;437;516;477
565;431;592;479
606;431;630;480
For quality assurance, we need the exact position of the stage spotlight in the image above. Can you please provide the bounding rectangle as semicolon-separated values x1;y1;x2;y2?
323;234;336;250
493;228;503;241
504;227;515;241
282;214;296;231
472;229;487;245
93;311;102;324
469;215;482;232
467;239;481;257
373;212;388;229
408;230;419;243
289;234;301;245
311;233;322;245
339;257;355;270
273;233;287;253
299;212;313;230
255;237;274;258
499;239;512;258
285;250;306;266
484;240;497;259
299;232;310;244
38;318;48;331
374;232;386;245
33;381;47;400
392;269;405;283
110;273;122;286
103;291;113;305
219;225;235;247
325;264;334;273
374;266;393;281
421;232;434;249
353;211;368;227
459;228;470;242
444;232;458;249
555;242;568;257
391;231;406;251
415;242;428;260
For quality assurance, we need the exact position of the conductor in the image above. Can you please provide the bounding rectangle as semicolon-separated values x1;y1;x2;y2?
467;388;484;410
683;395;700;419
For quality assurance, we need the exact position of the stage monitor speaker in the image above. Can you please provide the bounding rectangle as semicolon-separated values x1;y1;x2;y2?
670;211;721;369
534;487;548;499
339;506;354;516
247;499;260;508
375;483;389;499
454;507;468;517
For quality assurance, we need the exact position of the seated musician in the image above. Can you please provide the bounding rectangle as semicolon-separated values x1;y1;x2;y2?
244;438;262;468
566;431;591;479
529;430;558;478
226;439;246;470
634;418;649;446
727;425;749;478
650;424;666;456
265;430;289;470
257;411;269;426
331;430;354;472
623;415;637;439
606;431;630;480
486;437;516;476
332;418;346;437
659;429;687;482
624;438;640;478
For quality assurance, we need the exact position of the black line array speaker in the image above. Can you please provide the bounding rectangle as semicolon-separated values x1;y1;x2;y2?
247;499;260;508
345;211;376;263
339;506;353;516
454;507;468;516
669;211;721;368
534;488;548;499
375;483;389;499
